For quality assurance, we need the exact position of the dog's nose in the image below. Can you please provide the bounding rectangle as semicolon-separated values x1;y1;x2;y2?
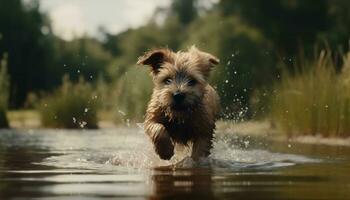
173;92;185;103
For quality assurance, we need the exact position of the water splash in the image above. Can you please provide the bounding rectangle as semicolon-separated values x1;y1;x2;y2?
106;129;319;170
37;128;319;172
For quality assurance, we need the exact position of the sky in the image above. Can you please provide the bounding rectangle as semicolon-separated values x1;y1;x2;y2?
39;0;171;40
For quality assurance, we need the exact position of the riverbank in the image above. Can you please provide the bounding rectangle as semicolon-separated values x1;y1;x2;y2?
6;110;350;147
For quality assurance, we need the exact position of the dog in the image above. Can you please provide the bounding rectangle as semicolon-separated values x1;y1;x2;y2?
137;46;220;160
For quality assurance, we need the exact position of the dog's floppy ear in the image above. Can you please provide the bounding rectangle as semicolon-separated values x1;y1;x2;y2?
137;49;173;74
207;53;220;66
189;46;219;68
188;46;220;77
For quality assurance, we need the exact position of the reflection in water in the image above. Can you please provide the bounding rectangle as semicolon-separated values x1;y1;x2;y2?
149;168;215;200
0;128;349;199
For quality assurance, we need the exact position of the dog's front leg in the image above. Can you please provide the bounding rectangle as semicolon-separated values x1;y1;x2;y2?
191;135;213;160
145;122;174;160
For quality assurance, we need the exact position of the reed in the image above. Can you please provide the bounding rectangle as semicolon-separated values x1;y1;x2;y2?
39;76;100;129
270;50;350;137
112;66;152;124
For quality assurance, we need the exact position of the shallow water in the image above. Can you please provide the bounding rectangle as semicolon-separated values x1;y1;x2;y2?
0;128;349;200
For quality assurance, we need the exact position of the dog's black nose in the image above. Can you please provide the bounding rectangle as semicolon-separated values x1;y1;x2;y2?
173;92;185;103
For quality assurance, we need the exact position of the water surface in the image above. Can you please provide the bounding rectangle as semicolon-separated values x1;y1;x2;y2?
0;128;349;199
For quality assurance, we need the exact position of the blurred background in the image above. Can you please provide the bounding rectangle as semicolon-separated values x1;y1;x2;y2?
0;0;349;137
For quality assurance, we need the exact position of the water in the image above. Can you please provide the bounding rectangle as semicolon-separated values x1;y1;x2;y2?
0;128;350;199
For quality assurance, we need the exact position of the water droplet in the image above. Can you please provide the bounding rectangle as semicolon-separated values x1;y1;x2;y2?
84;108;89;113
225;80;229;83
244;140;250;148
80;121;87;128
72;117;77;123
118;110;126;116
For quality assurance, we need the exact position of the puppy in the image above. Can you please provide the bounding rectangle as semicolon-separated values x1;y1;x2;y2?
137;46;220;160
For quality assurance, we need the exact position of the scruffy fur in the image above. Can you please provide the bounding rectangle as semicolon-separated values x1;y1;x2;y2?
137;46;220;160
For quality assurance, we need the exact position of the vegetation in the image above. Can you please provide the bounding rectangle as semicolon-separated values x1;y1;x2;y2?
270;50;350;137
39;76;100;129
0;0;350;133
0;54;9;128
112;67;152;123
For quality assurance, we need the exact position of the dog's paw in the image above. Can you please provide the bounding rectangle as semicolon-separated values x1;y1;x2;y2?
154;132;174;160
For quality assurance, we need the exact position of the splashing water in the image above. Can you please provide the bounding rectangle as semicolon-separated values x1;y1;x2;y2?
26;124;319;172
105;131;319;170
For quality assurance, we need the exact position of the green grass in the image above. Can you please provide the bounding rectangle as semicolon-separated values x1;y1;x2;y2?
39;76;100;129
111;66;152;124
270;50;350;137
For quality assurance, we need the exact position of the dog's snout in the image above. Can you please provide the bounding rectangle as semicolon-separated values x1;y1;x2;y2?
173;92;185;103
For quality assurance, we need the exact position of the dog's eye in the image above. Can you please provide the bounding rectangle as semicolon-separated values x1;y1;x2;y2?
187;79;197;86
164;78;172;85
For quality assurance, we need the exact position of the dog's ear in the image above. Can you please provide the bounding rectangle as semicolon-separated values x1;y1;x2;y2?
137;49;173;74
189;46;219;67
207;54;220;66
188;46;220;77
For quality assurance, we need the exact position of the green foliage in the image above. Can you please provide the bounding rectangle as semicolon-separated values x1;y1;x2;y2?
270;50;350;137
0;0;55;107
52;37;112;84
170;0;198;25
184;13;276;118
112;66;152;123
0;54;9;128
2;0;350;124
219;0;330;55
39;76;100;129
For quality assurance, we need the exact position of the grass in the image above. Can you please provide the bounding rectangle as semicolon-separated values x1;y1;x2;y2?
270;50;350;137
111;66;152;124
39;76;100;129
7;110;40;128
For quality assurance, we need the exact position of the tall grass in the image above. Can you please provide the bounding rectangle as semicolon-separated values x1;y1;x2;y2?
39;76;100;129
0;54;9;128
112;66;152;123
270;50;350;137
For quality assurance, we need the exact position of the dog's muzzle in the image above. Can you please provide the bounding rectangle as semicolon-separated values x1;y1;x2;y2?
172;92;186;110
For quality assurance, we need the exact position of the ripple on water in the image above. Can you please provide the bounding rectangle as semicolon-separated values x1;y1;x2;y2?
40;129;320;172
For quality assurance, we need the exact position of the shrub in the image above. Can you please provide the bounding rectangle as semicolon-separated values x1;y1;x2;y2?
39;76;100;129
112;66;152;124
0;54;9;128
270;50;350;137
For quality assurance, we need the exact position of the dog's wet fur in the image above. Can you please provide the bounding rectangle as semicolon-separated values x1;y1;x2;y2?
137;46;220;160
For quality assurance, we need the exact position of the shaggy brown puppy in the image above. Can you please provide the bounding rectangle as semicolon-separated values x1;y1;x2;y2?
137;46;220;160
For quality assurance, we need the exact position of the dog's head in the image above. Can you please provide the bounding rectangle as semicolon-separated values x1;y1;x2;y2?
137;46;219;118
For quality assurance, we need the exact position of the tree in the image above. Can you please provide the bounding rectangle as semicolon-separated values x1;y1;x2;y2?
219;0;331;57
0;0;54;107
171;0;198;25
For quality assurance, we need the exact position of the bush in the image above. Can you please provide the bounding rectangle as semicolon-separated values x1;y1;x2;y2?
0;54;9;128
112;66;152;124
270;50;350;137
39;76;100;129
